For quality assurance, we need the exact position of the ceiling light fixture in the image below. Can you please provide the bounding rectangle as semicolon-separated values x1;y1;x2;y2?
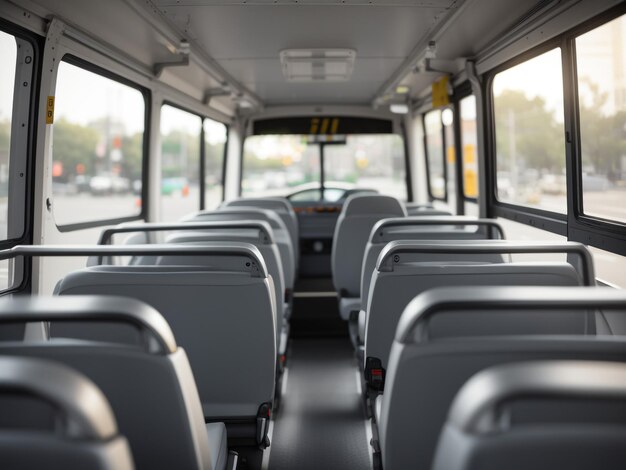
279;49;356;82
390;103;409;114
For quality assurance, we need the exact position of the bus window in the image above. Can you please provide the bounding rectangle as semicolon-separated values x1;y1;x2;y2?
588;246;626;288
52;61;146;226
242;133;406;201
160;104;201;221
442;108;456;213
493;48;566;213
0;30;16;242
242;135;321;198
324;134;407;201
576;14;626;224
424;110;445;199
203;118;227;210
459;95;479;201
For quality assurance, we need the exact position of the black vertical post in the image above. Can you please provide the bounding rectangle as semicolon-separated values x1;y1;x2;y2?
199;119;206;210
320;142;326;201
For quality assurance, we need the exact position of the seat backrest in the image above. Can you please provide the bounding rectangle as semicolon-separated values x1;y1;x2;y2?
404;202;434;212
433;360;626;470
223;198;299;267
365;241;593;370
0;355;134;470
54;245;277;423
96;221;286;345
0;296;213;470
406;207;451;216
331;194;406;298
379;286;626;470
361;217;505;309
185;208;296;289
165;231;285;349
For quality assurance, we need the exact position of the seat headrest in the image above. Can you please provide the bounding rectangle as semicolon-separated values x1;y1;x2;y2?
342;194;407;217
225;197;294;214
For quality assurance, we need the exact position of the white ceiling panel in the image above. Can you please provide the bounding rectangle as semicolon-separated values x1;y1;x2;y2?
27;0;565;110
152;3;452;104
28;0;173;68
154;1;455;7
397;0;544;99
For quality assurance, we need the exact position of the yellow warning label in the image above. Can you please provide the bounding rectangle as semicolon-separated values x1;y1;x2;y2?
464;169;478;198
447;146;455;164
46;96;55;124
432;76;450;108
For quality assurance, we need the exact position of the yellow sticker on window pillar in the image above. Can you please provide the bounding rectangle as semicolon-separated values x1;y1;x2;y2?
432;76;450;108
46;96;55;124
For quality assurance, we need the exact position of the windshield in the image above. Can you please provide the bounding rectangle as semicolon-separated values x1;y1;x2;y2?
242;134;407;200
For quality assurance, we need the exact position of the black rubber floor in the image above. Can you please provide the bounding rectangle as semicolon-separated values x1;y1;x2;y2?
268;338;372;470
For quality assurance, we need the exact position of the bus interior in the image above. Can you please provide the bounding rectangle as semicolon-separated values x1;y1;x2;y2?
0;0;626;469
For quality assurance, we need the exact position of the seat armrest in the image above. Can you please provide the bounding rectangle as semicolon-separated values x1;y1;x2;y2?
358;310;366;344
339;297;361;321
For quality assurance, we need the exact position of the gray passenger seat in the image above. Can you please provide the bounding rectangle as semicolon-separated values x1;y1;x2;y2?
433;360;626;470
184;207;296;300
331;194;407;323
363;240;592;381
0;355;134;470
96;220;289;358
0;296;234;470
164;222;288;358
222;197;299;270
358;217;504;342
53;243;276;448
378;286;626;470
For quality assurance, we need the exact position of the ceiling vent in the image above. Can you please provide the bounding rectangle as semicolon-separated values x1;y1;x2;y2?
279;49;356;82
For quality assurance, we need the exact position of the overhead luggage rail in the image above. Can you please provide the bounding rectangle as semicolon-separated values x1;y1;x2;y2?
0;243;269;278
97;221;276;246
376;240;595;285
397;286;626;343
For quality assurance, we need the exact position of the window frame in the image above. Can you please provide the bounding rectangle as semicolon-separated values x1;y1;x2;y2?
400;119;414;202
160;101;228;213
454;84;479;205
53;54;151;232
0;18;42;295
481;3;626;254
159;101;203;215
484;38;569;237
422;109;448;202
201;117;229;210
565;4;626;256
